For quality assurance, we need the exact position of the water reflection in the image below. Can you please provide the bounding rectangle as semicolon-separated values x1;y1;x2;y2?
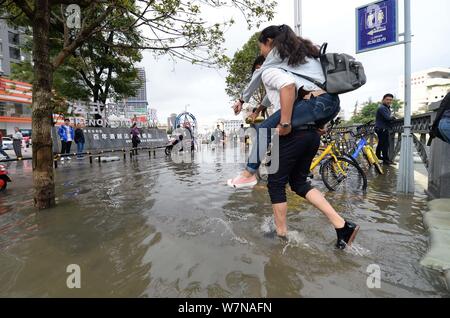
0;147;448;297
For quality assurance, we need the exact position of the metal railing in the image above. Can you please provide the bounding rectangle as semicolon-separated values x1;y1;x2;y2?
332;112;433;171
0;145;167;168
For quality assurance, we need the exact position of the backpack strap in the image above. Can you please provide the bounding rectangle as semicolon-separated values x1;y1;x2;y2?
320;43;328;55
280;68;326;91
278;42;329;91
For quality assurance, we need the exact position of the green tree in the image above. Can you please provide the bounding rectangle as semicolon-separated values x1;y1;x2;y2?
391;98;403;116
11;9;143;108
1;0;276;209
225;32;265;105
349;98;403;124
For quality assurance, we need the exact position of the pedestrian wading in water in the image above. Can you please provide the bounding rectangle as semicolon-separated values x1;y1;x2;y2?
229;24;359;249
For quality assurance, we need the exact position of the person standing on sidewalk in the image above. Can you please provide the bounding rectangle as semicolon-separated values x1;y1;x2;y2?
375;94;396;165
58;119;75;161
0;131;11;160
130;123;141;155
74;124;86;159
12;127;23;159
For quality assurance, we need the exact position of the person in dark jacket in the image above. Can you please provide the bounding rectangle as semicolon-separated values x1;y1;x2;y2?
130;123;141;155
428;91;450;145
74;124;85;159
58;119;75;161
375;94;396;165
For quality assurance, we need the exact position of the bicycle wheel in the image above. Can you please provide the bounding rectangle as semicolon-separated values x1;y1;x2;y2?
366;147;384;175
321;156;368;192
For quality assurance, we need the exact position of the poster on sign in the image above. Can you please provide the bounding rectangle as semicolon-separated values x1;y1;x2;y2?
356;0;398;53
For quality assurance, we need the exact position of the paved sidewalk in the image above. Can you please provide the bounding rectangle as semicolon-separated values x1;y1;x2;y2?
421;199;450;290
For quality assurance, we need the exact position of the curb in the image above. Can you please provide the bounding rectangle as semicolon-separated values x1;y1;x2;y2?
420;199;450;290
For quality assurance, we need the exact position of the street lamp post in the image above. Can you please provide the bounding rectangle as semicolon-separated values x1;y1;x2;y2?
294;0;302;36
397;0;414;194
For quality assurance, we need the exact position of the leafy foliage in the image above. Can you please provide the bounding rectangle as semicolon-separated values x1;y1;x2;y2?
348;98;403;124
225;32;265;104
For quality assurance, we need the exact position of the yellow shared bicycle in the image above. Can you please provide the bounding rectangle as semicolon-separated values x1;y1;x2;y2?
310;128;368;192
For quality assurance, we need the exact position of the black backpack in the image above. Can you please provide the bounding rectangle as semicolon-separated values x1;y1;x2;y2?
289;43;367;94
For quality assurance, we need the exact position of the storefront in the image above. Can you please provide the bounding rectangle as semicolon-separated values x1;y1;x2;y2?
0;77;32;136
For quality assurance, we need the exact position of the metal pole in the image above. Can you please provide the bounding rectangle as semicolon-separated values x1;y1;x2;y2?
397;0;414;194
294;0;302;36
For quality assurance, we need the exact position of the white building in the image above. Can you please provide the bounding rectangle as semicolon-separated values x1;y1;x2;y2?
123;68;148;118
338;108;346;121
167;113;177;129
399;67;450;114
216;119;245;134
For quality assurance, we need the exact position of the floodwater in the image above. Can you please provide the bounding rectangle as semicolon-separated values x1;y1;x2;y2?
0;144;448;297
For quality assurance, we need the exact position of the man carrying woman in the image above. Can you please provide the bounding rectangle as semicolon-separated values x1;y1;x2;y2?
228;25;359;249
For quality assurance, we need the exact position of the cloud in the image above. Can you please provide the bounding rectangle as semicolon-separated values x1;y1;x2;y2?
141;0;450;126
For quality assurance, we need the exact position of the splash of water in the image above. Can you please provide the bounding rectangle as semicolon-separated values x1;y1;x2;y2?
260;216;276;234
260;217;311;253
343;242;371;256
205;218;250;245
282;231;311;254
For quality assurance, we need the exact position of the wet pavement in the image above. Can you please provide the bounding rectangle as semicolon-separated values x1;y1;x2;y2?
0;145;449;297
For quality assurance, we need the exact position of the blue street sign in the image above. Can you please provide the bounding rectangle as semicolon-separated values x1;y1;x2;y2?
356;0;398;53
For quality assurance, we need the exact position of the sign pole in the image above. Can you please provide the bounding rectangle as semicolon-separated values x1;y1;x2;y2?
396;0;414;194
294;0;302;36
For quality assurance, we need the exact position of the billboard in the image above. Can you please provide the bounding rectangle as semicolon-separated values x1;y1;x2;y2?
356;0;398;53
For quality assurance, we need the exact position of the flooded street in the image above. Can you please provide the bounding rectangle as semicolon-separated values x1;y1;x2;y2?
0;146;449;297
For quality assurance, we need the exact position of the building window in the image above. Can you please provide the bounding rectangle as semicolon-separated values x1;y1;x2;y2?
8;32;19;45
9;47;20;60
0;102;5;116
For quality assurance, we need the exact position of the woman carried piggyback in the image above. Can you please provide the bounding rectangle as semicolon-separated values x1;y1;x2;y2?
229;24;360;250
228;24;341;188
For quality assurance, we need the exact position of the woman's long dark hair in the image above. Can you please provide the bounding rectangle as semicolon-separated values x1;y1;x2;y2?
258;25;320;66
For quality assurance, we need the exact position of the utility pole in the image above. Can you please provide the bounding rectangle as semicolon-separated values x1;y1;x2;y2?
397;0;414;194
294;0;302;36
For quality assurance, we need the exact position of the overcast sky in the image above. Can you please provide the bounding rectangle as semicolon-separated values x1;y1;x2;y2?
140;0;450;129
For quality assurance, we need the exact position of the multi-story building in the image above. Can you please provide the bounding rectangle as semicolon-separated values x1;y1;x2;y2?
0;21;25;76
398;67;450;114
123;67;148;118
167;113;177;129
0;77;32;135
216;119;245;134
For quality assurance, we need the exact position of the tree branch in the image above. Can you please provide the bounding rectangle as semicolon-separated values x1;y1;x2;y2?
52;4;114;69
12;0;34;20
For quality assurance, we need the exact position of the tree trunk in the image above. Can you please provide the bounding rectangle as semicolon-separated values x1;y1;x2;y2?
32;0;55;209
